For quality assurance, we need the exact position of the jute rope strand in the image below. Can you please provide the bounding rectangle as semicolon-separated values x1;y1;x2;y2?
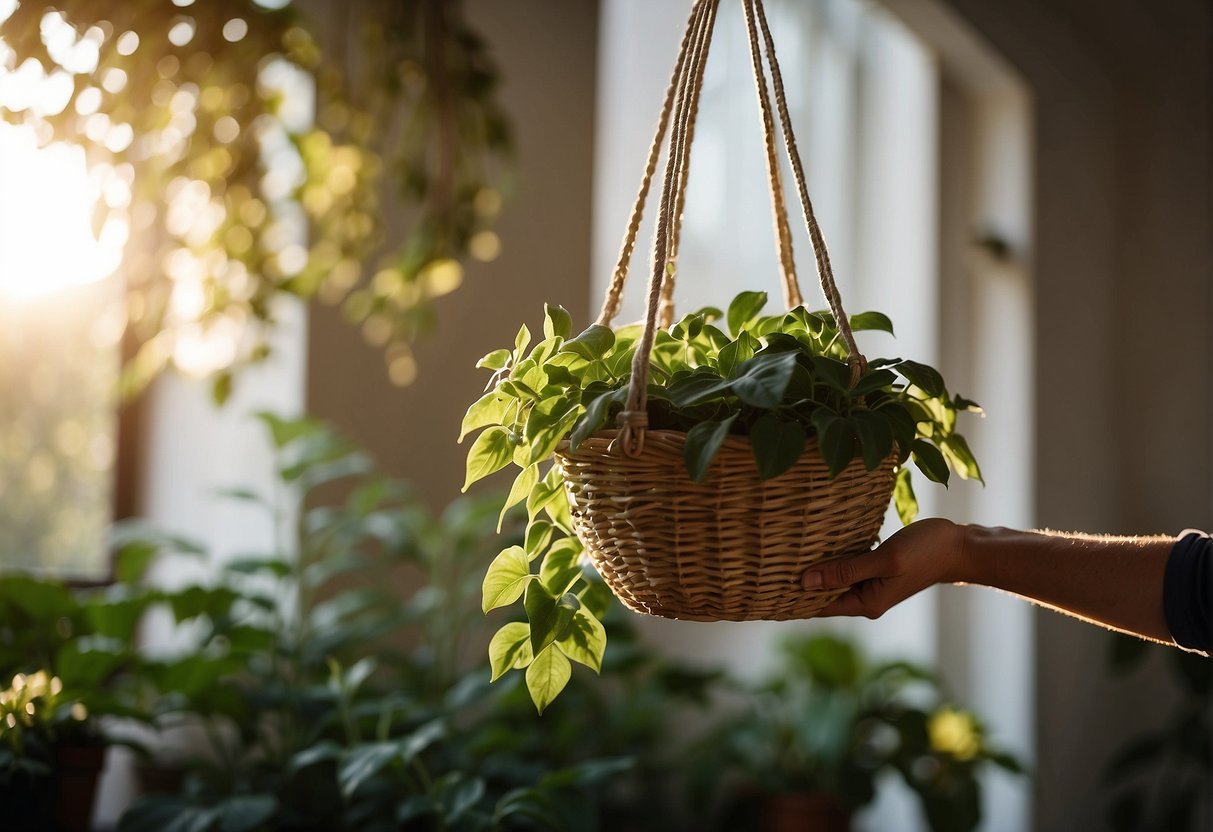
619;0;718;457
596;1;705;328
658;0;721;329
748;0;866;380
740;0;802;310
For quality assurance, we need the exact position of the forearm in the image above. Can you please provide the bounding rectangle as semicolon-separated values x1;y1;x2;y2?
954;525;1174;643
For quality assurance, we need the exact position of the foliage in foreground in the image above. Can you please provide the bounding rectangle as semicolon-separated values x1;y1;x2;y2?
461;291;983;711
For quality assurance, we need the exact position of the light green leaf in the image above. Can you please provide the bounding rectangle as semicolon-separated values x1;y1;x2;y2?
526;404;583;465
488;622;534;681
514;324;532;363
750;414;806;480
733;351;799;408
524;519;555;559
942;433;983;482
498;464;540;531
717;331;759;378
556;608;606;673
482;546;533;613
727;290;768;337
462;427;514;491
527;468;565;522
459;390;512;442
476;348;511;371
543;304;573;340
683;415;738;482
849;311;895;335
526;645;572;714
561;324;615;360
893;467;919;524
539;537;584;595
912;439;950;485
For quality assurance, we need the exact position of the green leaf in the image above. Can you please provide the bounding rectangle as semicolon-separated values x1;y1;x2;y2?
816;413;856;478
543;304;573;340
460;392;513;443
524;583;580;655
893;467;919;524
561;324;615;360
514;324;532;363
482;546;532;613
666;371;733;408
733;351;799;408
476;348;511;371
727;291;768;337
878;403;917;458
896;360;946;397
498;464;539;531
569;386;626;449
717;331;759;377
849;311;895;335
462;427;514;491
912;439;950;485
527;468;565;522
525;403;582;465
114;541;159;584
941;434;983;482
852;410;894;471
809;355;852;393
539;537;584;595
851;368;897;396
526;645;572;714
524;519;555;558
556;608;607;673
488;622;534;681
339;742;399;798
217;795;277;832
750;414;807;480
683;415;738;482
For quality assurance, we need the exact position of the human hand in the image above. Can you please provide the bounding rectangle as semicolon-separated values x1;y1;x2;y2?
801;518;967;619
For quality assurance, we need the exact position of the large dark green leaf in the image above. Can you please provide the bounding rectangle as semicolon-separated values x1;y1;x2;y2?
732;351;799;408
912;439;950;485
569;386;626;449
524;583;579;656
851;368;897;396
852;409;894;471
683;415;738;482
814;412;856;477
896;360;946;397
750;414;806;480
666;371;733;407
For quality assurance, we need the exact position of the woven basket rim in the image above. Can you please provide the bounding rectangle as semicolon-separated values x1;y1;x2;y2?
557;427;828;455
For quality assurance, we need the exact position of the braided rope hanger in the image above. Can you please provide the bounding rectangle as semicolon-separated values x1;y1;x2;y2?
605;0;867;458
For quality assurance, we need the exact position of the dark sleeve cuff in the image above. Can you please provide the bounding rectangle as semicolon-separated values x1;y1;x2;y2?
1163;530;1212;652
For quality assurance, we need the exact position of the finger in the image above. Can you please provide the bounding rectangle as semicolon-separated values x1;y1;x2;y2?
814;589;870;617
802;549;895;591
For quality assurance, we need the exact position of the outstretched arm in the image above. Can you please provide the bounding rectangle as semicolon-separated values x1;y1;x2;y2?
802;518;1191;646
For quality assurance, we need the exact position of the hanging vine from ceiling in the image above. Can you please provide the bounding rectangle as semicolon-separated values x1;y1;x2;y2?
0;0;511;400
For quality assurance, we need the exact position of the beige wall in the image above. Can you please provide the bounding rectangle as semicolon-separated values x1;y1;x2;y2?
307;0;600;510
930;0;1212;829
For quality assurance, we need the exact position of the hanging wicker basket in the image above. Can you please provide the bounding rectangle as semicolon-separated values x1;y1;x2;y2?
555;0;897;622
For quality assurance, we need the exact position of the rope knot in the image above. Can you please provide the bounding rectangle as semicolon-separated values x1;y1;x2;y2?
616;410;648;458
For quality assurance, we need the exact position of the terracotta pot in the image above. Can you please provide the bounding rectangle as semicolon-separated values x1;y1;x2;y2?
762;792;852;832
54;743;107;832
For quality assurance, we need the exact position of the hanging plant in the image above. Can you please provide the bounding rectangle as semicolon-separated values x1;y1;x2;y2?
461;0;982;712
0;0;510;399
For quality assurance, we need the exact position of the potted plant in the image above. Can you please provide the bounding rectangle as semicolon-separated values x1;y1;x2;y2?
461;0;983;713
116;414;668;831
683;633;1023;832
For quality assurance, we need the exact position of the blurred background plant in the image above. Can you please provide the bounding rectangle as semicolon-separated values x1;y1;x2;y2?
684;633;1024;832
0;0;511;400
1102;635;1212;832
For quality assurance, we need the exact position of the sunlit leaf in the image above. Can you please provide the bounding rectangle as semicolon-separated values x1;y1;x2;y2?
481;546;532;613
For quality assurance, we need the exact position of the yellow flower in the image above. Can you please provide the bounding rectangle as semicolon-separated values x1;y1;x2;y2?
928;707;981;761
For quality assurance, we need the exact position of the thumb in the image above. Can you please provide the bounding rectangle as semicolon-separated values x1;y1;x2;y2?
802;549;891;591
